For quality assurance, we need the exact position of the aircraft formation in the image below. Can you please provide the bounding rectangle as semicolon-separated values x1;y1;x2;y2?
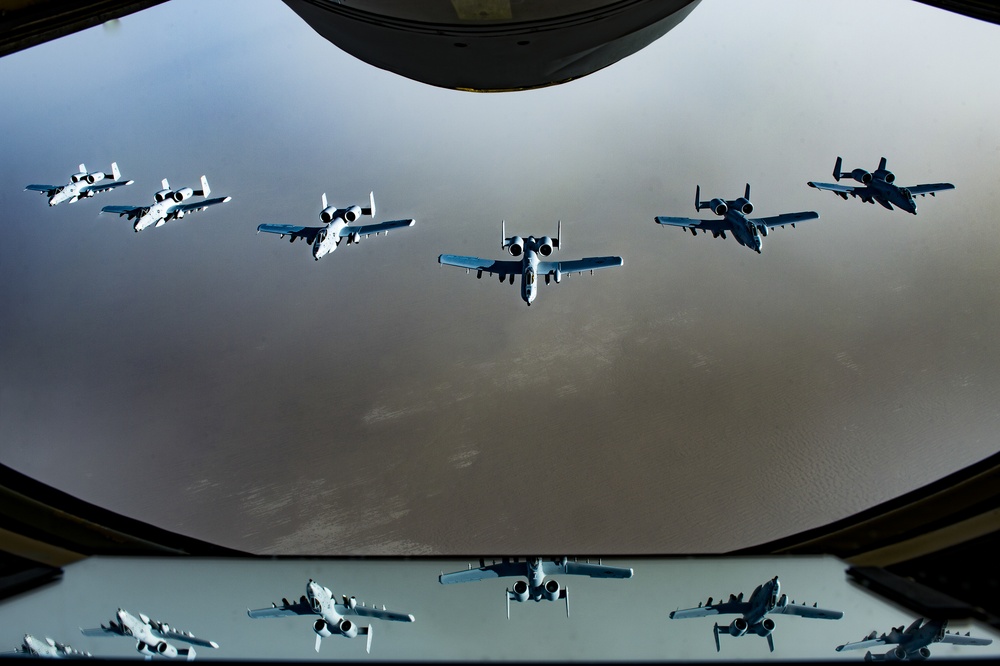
9;568;994;659
24;156;954;306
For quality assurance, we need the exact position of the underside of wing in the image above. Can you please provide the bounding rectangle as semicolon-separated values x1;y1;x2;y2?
257;224;320;244
100;205;143;216
562;561;633;578
808;181;856;194
836;638;887;652
536;256;623;276
82;179;133;195
654;216;727;234
338;219;414;237
152;625;218;649
778;603;843;619
905;183;955;196
25;184;60;193
752;211;820;229
79;627;117;638
247;600;313;619
440;560;527;584
939;633;992;646
669;601;748;619
345;605;415;623
438;255;522;275
173;196;231;215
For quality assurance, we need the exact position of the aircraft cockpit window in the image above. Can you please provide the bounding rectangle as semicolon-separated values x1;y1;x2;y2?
526;270;535;285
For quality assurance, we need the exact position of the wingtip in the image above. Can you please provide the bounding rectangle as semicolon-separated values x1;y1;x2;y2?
407;614;415;622
223;196;232;203
209;642;219;649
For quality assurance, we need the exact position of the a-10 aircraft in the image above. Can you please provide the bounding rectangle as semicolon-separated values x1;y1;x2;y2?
669;576;844;652
101;176;231;232
8;634;92;659
247;579;415;654
807;157;954;214
439;557;633;618
654;184;819;254
836;617;993;661
80;608;218;660
25;162;133;206
257;192;415;260
438;222;623;306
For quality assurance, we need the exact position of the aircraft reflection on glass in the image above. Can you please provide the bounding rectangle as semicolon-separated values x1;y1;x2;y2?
100;176;231;232
439;556;633;618
8;634;92;659
25;162;132;207
654;184;820;254
836;617;993;661
669;576;844;652
808;157;955;214
256;191;414;261
438;221;623;306
247;579;415;654
80;608;218;660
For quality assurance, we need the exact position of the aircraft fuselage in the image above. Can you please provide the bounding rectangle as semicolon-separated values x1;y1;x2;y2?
312;218;347;260
520;250;540;305
862;179;918;214
723;211;764;253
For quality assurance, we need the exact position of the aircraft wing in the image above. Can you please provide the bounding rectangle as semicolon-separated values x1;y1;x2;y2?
169;196;231;216
775;602;843;619
149;622;219;648
440;560;528;584
807;181;857;194
438;255;522;276
557;560;633;579
101;204;148;220
247;598;314;619
669;600;751;619
751;211;820;229
836;637;888;652
654;216;728;233
81;180;133;195
536;256;623;276
257;224;322;245
939;633;992;646
25;184;62;194
337;604;415;623
905;183;955;196
337;219;414;237
79;626;123;639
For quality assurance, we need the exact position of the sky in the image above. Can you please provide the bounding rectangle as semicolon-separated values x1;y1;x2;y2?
1;0;1000;558
2;555;1000;661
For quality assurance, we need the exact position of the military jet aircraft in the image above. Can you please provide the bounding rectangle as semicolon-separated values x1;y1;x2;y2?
256;191;413;261
101;176;231;232
438;221;623;306
439;556;633;618
669;576;843;652
80;608;218;660
836;617;992;661
8;634;92;659
247;579;415;654
654;184;819;254
25;162;132;206
808;157;954;214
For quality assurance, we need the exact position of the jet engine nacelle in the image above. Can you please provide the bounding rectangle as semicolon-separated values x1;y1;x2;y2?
154;189;172;202
873;169;895;183
338;619;358;639
320;206;338;223
884;646;907;661
510;580;530;602
536;236;554;257
86;172;105;184
755;618;775;637
313;619;333;639
915;647;931;660
542;579;561;601
756;224;768;237
728;618;749;637
554;267;562;283
348;232;361;244
733;197;753;215
709;198;728;215
343;205;362;223
137;641;177;659
71;173;87;183
507;236;524;257
850;169;873;184
172;187;194;202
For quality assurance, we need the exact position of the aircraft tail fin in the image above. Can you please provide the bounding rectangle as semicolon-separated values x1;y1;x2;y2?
196;175;210;197
555;219;561;250
111;162;121;181
79;164;87;174
361;191;375;217
695;184;702;211
564;586;570;618
878;157;888;171
362;625;373;654
162;178;170;191
321;192;328;210
713;624;722;652
767;633;774;653
833;156;844;181
744;183;751;200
